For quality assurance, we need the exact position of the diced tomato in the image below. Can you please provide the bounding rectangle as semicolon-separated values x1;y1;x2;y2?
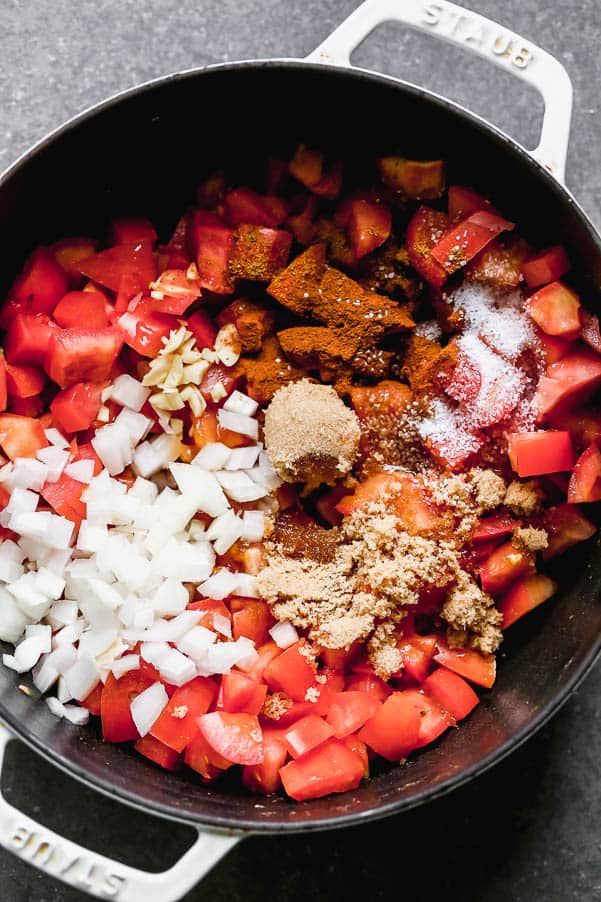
406;205;449;288
283;714;334;759
100;670;154;742
263;642;316;702
432;211;515;275
197;711;263;765
472;513;519;543
117;297;179;358
319;643;360;671
0;414;47;459
230;225;292;282
378;157;445;199
337;470;438;534
5;363;45;399
287;194;318;245
50;381;103;433
8;247;70;318
242;727;288;794
148;269;201;315
479;541;535;596
81;683;103;716
196;225;235;294
400;688;453;747
78;243;156;292
51;237;98;283
347;199;392;259
397;634;437;683
358;692;421;761
567;442;601;503
184;730;233;780
342;735;369;777
526;281;581;337
508;431;574;477
534;350;601;421
447;186;497;221
535;329;574;366
5;314;59;367
53;291;110;329
45;327;123;388
422;667;480;720
150;677;216;752
224;187;286;229
134;734;181;770
221;672;267;716
580;311;601;355
433;641;496;689
231;599;272;645
111;217;157;247
345;671;393;703
199;363;241;404
522;245;570;289
542;503;596;559
289;145;324;188
325;691;381;738
279;737;364;801
0;359;7;413
41;472;87;524
498;573;557;628
465;236;529;288
187;310;217;349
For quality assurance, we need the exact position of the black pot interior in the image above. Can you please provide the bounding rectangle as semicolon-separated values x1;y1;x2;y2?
1;62;601;832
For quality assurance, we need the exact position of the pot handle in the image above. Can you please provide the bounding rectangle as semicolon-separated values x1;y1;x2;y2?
306;0;573;181
0;722;240;901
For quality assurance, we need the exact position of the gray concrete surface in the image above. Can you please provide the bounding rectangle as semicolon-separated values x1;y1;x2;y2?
1;0;601;899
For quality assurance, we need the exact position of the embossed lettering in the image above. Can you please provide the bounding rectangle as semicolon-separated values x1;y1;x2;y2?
30;840;53;866
492;34;513;57
421;2;443;27
10;826;31;850
103;873;127;898
512;46;532;69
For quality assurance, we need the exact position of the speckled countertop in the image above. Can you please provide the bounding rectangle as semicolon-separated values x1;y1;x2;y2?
1;1;601;899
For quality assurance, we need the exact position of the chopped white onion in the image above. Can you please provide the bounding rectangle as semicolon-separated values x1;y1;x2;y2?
111;654;140;679
240;510;265;543
152;578;189;616
223;390;259;417
269;620;299;649
44;428;69;449
192;442;232;471
63;654;100;701
64;459;95;484
36;447;70;483
213;612;232;638
215;471;266;503
92;423;134;476
168;464;230;517
0;587;29;643
217;409;258;440
114;408;153;446
130;682;168;736
176;626;216;660
198;567;241;600
110;374;151;412
225;445;261;471
156;648;196;686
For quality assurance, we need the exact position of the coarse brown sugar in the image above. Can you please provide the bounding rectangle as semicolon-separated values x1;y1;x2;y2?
441;571;503;655
262;692;293;721
504;480;543;517
513;526;548;552
263;380;361;490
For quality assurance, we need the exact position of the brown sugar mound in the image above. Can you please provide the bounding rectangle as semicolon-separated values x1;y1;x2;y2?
263;380;361;490
441;571;503;655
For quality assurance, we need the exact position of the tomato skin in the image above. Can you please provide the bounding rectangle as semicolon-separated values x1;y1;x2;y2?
231;599;272;645
471;513;519;544
400;688;453;748
0;414;47;459
433;642;496;689
581;311;601;355
199;364;241;404
100;671;154;742
197;712;264;766
78;243;156;292
347;199;392;259
406;205;448;288
230;225;292;282
337;470;438;534
117;297;179;358
534;349;601;422
479;541;535;596
81;683;103;716
283;714;334;759
397;634;437;683
508;431;574;477
542;503;596;559
567;442;601;503
5;313;59;366
242;728;288;795
184;730;232;780
526;281;581;337
8;247;70;318
111;217;157;247
325;691;382;738
150;677;216;752
220;672;267;716
498;573;557;629
432;211;515;275
195;225;235;294
345;671;392;703
53;290;110;330
134;734;181;771
279;738;364;801
522;245;570;289
187;310;217;350
263;642;317;702
51;237;98;283
447;185;496;221
422;667;480;720
41;473;87;525
224;188;286;229
50;381;103;433
358;692;421;761
45;327;123;388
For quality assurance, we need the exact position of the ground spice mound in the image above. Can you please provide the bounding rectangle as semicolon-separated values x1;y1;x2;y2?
441;571;503;655
504;480;542;517
513;526;548;552
263;380;361;490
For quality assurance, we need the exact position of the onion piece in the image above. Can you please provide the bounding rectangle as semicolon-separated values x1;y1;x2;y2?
217;409;258;440
240;510;265;543
176;626;216;660
269;620;299;649
223;391;259;417
44;428;69;449
64;459;95;484
225;445;261;471
111;654;140;679
192;442;232;471
63;654;100;701
37;446;71;482
215;471;266;503
0;587;29;643
152;578;189;616
198;568;241;600
110;374;151;412
130;682;168;736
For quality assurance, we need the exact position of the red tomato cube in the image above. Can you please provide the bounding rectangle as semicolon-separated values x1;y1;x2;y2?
508;431;574;477
279;738;364;801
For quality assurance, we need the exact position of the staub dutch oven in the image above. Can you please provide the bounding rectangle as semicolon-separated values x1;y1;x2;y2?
0;1;599;899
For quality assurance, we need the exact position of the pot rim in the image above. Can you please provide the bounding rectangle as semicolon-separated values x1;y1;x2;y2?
1;57;600;833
